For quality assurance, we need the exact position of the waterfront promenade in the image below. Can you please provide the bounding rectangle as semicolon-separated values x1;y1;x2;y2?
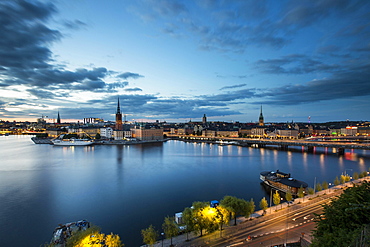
150;176;370;247
173;135;370;155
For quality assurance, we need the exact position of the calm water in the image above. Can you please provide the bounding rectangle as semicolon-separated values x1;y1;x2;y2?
0;135;369;246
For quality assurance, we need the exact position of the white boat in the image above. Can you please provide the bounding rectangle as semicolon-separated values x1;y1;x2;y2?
52;138;94;146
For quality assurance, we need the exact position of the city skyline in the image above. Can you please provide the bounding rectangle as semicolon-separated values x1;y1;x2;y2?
0;0;369;123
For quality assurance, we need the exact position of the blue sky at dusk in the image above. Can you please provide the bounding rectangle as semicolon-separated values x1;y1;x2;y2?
0;0;369;123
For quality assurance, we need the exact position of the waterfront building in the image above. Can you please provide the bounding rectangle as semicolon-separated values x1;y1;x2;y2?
251;126;266;137
67;126;100;138
45;128;64;138
216;129;239;138
131;126;163;141
202;128;217;137
100;127;113;139
113;129;132;140
341;126;358;136
277;129;299;139
115;98;123;131
358;127;370;136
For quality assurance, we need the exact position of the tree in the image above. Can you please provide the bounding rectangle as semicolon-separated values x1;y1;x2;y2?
259;197;268;214
307;187;315;195
95;133;101;139
340;175;346;184
182;207;195;241
322;181;329;190
141;225;157;246
191;201;209;236
73;231;123;247
334;176;340;186
352;172;359;180
311;182;370;247
298;186;305;199
215;205;232;230
285;191;293;203
247;199;256;217
273;190;281;208
316;182;322;192
220;196;248;225
162;216;178;246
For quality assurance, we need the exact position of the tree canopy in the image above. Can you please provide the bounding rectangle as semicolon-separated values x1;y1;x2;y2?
162;216;178;246
220;196;252;225
311;182;370;247
141;225;157;246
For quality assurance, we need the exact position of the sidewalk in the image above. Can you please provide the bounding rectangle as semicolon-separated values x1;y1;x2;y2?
150;177;369;247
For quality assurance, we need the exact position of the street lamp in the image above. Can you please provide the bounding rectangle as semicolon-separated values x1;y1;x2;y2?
161;232;164;247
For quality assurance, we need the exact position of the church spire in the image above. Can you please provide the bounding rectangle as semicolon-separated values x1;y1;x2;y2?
115;97;123;130
258;105;264;126
116;97;121;114
57;111;61;124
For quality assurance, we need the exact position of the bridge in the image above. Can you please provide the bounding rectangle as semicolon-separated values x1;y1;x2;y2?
170;135;370;155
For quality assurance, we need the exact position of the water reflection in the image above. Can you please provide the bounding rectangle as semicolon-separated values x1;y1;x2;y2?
0;137;369;247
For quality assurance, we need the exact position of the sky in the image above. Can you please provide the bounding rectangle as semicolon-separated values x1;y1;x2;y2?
0;0;369;123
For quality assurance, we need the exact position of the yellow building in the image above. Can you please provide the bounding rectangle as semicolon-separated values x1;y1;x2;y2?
131;127;163;141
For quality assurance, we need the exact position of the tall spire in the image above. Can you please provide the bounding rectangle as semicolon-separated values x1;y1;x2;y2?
115;97;123;130
57;111;61;124
259;105;264;126
116;97;121;114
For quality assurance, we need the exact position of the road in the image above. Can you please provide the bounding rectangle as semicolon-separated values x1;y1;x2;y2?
153;178;369;247
174;188;344;247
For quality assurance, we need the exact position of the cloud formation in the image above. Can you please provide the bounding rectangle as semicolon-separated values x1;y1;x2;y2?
0;0;143;98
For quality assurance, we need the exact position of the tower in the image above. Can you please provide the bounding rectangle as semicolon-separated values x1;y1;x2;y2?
115;98;123;130
258;105;264;126
57;111;61;124
202;114;207;125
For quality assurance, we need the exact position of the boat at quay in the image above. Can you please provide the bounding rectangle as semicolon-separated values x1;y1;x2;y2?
52;138;94;146
260;170;308;196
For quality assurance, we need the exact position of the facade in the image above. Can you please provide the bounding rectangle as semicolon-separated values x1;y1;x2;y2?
100;127;113;139
277;129;299;139
358;127;370;136
341;126;358;136
46;128;64;138
131;127;163;141
67;127;100;138
202;129;217;137
251;127;266;137
217;130;239;137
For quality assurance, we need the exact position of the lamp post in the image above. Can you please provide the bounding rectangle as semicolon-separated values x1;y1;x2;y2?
161;232;164;247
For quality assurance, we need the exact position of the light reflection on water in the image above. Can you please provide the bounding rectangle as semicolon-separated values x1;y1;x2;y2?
0;136;369;247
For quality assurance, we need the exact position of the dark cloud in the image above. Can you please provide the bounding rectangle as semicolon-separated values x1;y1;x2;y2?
254;54;341;74
117;72;144;80
201;89;256;102
0;0;142;97
124;87;143;92
138;0;370;54
255;62;370;105
220;84;247;90
27;89;63;99
63;20;87;30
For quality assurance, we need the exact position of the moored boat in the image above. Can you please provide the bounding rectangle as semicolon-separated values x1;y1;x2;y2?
51;219;90;246
52;138;94;146
260;170;308;196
